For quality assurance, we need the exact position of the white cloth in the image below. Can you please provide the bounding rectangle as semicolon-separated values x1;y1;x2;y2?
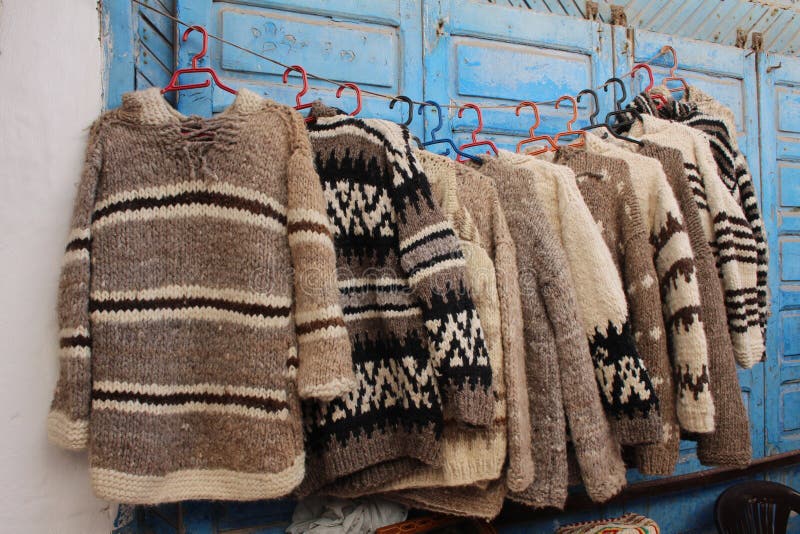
287;496;407;534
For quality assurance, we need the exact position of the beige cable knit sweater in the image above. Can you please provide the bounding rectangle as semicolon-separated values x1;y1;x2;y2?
48;88;354;503
639;141;751;468
498;150;661;446
479;155;626;507
585;134;714;436
628;115;763;368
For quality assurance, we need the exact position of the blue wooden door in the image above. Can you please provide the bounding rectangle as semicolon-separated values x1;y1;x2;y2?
759;52;800;456
422;0;613;151
173;0;424;140
614;27;767;475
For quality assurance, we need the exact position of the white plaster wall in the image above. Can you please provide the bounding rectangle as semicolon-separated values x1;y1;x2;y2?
0;0;113;532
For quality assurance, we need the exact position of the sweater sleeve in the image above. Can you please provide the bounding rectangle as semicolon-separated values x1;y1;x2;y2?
492;200;535;492
47;119;103;450
392;132;493;427
693;134;764;367
650;181;715;433
285;110;355;401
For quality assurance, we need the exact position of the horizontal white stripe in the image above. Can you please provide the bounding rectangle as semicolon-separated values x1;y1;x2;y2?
91;308;291;329
287;208;332;228
90;455;305;504
91;285;291;308
93;380;286;401
60;346;90;360
344;308;422;322
94;180;286;215
338;277;409;289
297;325;349;344
287;230;335;249
399;221;453;252
295;304;343;325
59;326;89;338
47;411;89;451
66;227;91;242
407;258;466;286
62;249;89;266
91;204;286;233
92;399;290;420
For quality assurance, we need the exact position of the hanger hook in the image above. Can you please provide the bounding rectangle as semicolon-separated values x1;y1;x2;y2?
515;101;541;136
457;103;483;142
577;89;600;125
632;63;655;92
555;95;579;131
661;45;679;78
336;82;362;116
418;100;446;141
182;26;208;69
603;77;627;111
389;96;414;126
282;65;310;108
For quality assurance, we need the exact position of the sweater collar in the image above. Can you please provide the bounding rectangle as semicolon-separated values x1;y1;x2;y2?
119;87;264;126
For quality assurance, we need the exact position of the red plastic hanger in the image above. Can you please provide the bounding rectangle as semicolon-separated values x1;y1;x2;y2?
661;46;689;98
552;95;586;149
632;63;667;109
456;103;499;162
336;83;362;116
515;101;557;155
282;65;314;123
162;26;237;95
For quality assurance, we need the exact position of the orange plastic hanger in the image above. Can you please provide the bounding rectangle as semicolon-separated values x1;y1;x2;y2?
456;103;499;162
552;95;586;149
515;101;557;155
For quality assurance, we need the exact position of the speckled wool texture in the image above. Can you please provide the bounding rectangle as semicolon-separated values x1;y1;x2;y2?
496;150;660;447
639;142;751;469
585;135;714;434
627;115;763;368
48;88;354;503
477;155;626;507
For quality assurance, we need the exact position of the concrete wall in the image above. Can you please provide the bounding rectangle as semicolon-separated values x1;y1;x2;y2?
0;0;112;532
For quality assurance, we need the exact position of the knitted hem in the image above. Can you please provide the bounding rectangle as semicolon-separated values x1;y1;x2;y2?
635;441;680;476
300;424;440;495
318;458;433;499
386;480;507;520
698;448;752;469
448;385;494;427
47;410;88;451
676;401;715;435
508;486;568;511
610;414;663;446
90;453;305;504
297;375;356;402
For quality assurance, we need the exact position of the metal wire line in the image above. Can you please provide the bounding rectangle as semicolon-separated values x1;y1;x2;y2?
130;0;669;111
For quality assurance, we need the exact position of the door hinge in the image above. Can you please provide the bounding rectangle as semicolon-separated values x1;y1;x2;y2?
585;1;599;21
736;28;748;49
610;5;627;26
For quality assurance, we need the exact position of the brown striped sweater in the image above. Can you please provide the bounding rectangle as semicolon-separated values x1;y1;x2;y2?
300;103;493;495
627;115;764;368
47;88;354;503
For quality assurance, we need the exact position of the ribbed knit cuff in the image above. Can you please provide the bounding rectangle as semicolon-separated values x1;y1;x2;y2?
610;413;663;446
447;385;494;427
676;400;715;435
47;410;89;451
296;335;355;401
635;434;681;476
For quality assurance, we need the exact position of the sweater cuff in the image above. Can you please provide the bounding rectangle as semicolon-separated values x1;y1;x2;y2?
296;334;356;401
610;412;664;446
676;400;715;434
446;384;494;427
47;410;89;451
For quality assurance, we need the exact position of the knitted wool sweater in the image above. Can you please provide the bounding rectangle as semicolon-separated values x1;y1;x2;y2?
324;151;534;499
584;134;714;437
47;88;355;503
478;155;626;506
639;142;751;468
500;150;661;445
631;87;768;336
301;103;493;494
627;115;763;368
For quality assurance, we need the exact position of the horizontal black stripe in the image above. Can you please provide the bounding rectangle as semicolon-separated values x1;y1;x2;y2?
65;238;91;252
343;302;418;315
399;227;456;256
89;296;291;318
406;250;464;278
717;254;759;265
93;191;287;225
713;212;750;227
339;282;410;295
92;389;288;412
725;287;760;297
60;334;91;348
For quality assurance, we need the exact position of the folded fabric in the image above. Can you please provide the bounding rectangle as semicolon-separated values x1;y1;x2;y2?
288;496;407;534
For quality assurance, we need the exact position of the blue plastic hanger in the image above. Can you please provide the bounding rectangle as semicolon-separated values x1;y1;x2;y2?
417;100;481;162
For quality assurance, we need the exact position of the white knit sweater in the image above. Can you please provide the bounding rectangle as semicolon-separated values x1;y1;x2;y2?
586;133;714;433
628;115;763;368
